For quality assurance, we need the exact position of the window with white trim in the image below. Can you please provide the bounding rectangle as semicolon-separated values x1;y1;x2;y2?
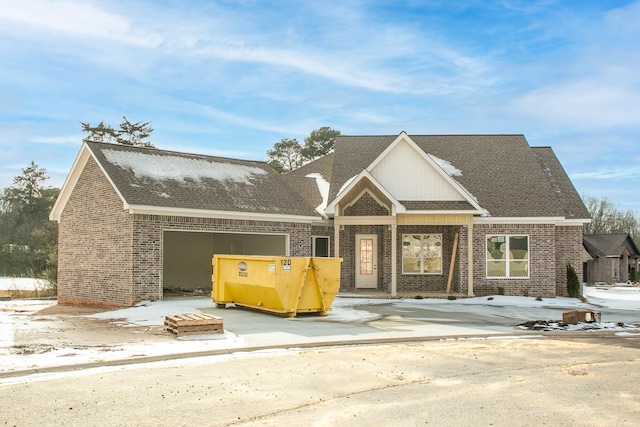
486;235;529;278
312;236;330;257
402;234;442;274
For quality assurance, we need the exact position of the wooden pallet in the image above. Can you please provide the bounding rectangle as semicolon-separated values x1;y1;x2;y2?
164;313;224;336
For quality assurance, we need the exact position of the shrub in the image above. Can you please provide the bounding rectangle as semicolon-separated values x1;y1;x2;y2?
567;263;581;298
497;286;505;296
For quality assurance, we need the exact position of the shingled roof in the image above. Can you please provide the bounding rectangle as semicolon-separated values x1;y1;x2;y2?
85;141;318;217
318;134;588;218
583;234;640;259
283;153;334;216
532;146;590;219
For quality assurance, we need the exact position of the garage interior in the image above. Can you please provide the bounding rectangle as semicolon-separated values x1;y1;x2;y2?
162;230;288;294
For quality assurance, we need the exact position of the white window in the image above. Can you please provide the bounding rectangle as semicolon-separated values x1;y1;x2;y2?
402;234;442;274
312;236;330;257
486;235;529;278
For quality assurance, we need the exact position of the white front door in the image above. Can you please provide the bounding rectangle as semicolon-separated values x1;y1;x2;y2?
355;234;378;289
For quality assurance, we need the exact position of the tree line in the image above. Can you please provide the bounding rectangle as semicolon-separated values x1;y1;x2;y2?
0;162;58;282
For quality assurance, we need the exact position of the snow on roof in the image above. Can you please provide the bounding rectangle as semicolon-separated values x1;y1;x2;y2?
103;149;267;183
429;154;462;177
305;173;330;216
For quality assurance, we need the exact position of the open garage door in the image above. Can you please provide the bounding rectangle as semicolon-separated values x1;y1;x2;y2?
162;231;288;294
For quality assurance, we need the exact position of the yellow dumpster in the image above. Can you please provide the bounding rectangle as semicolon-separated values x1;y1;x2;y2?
212;255;342;317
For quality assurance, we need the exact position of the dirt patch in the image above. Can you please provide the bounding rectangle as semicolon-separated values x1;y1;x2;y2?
35;303;116;316
2;300;174;358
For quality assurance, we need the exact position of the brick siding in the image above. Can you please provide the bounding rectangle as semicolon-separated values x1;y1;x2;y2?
58;158;312;306
394;225;462;293
57;157;134;306
344;192;389;216
554;226;584;295
472;223;557;297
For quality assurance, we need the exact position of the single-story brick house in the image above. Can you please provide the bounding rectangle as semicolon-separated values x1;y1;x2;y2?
583;233;639;284
50;132;590;306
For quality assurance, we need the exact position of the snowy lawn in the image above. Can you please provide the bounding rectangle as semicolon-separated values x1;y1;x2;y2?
0;277;51;291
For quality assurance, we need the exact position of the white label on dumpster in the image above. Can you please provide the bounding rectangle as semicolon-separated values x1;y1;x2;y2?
238;262;248;277
269;262;275;272
281;259;291;272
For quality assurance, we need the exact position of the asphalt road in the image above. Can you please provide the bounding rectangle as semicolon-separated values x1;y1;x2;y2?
3;335;639;426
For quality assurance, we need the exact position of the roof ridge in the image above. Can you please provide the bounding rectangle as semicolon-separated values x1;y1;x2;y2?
86;140;269;165
337;134;526;137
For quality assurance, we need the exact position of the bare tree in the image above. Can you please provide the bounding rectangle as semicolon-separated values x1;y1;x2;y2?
583;195;640;242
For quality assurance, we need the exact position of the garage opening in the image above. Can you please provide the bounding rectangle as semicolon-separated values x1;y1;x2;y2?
162;231;288;294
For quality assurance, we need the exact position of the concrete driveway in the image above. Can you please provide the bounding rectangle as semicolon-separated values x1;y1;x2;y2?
196;296;640;349
2;294;639;375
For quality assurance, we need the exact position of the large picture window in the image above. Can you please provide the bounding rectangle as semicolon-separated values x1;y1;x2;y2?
402;234;442;274
486;235;529;278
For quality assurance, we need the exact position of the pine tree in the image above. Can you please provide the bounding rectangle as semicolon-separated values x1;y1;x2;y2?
81;117;155;147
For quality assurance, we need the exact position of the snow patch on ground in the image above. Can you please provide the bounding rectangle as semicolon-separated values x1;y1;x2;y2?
581;284;640;310
90;298;215;327
2;283;639;375
0;278;49;291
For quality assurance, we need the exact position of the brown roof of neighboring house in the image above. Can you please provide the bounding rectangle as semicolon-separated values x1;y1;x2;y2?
86;141;318;217
583;233;640;259
321;134;588;218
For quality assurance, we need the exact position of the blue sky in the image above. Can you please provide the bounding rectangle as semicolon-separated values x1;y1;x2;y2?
1;0;639;213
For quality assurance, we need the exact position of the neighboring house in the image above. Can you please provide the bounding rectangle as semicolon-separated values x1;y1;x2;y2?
51;132;590;306
583;233;640;284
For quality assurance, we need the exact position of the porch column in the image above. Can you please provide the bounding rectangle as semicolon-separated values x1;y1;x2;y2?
391;223;397;297
467;223;474;296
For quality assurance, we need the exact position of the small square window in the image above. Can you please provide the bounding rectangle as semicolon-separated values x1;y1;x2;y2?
312;236;330;257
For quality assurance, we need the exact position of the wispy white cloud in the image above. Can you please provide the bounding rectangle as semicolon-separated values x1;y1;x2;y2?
500;1;640;131
0;0;638;211
0;0;159;47
510;78;640;129
0;0;495;96
571;167;640;181
188;102;309;136
30;135;82;145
